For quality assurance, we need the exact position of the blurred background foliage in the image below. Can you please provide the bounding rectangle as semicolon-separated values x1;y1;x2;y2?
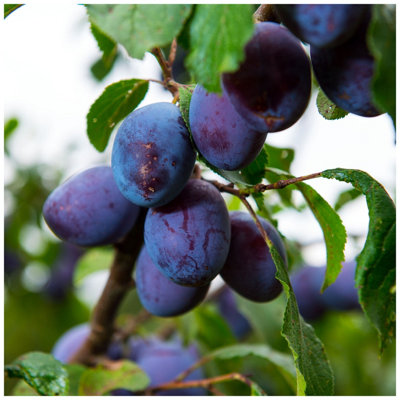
4;3;395;396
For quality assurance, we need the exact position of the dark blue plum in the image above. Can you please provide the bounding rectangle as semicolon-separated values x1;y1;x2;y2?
43;166;140;247
220;211;287;302
222;22;311;133
274;4;369;48
290;266;327;321
144;179;231;287
311;9;382;117
112;102;196;208
52;323;124;364
189;85;267;170
217;286;252;339
52;323;90;363
136;246;210;317
135;337;206;396
321;261;360;311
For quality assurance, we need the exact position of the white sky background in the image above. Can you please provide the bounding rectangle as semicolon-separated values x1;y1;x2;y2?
4;4;396;303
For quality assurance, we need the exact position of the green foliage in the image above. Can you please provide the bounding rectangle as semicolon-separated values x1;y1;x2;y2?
178;85;195;132
193;304;237;350
186;4;254;92
78;360;150;395
267;235;334;395
74;247;114;285
263;168;347;291
209;344;296;390
295;182;346;291
5;352;69;396
334;188;363;211
368;4;396;125
322;168;396;351
316;89;349;120
86;4;192;60
87;79;148;152
90;23;119;81
4;4;23;18
4;117;19;140
65;364;87;396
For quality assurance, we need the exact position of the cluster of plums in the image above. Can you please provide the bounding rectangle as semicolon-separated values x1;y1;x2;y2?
52;325;206;395
274;4;381;117
43;5;371;322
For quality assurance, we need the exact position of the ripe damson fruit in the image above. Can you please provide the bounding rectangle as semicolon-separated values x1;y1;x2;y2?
112;102;196;208
222;22;311;133
274;4;369;48
217;286;252;339
136;246;210;317
310;9;382;117
43;166;140;247
321;261;360;311
220;211;287;302
134;338;206;396
189;84;267;170
52;323;123;363
144;179;231;287
290;266;327;321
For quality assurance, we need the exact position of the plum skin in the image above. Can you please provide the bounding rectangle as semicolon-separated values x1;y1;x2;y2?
274;4;369;48
291;262;360;321
136;246;210;317
310;9;382;117
111;102;196;208
220;211;287;302
290;266;327;321
144;179;231;287
217;286;252;339
52;323;123;363
189;84;267;170
43;166;140;247
222;22;311;133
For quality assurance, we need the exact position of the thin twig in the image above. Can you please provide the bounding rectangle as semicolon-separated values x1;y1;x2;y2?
146;372;264;395
253;4;281;23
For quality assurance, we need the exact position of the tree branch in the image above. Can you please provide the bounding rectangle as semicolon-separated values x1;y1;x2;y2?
68;208;147;366
203;171;322;198
145;372;266;395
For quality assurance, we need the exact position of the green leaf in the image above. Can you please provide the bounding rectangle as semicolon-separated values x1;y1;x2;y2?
334;188;363;211
4;4;23;18
74;247;114;285
250;381;267;396
295;182;347;291
250;186;334;394
264;167;347;291
90;23;119;81
186;4;254;92
87;79;148;152
316;89;349;120
86;5;193;60
5;117;19;141
65;364;87;396
367;4;396;125
210;344;296;391
322;168;396;351
78;360;150;396
5;352;69;396
178;85;195;131
264;144;295;173
11;380;39;396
